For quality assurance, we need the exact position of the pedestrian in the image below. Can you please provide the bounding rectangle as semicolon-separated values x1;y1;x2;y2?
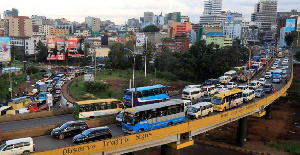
285;78;288;84
272;88;276;94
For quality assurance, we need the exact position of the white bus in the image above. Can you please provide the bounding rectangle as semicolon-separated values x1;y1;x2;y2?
182;88;204;100
187;102;213;119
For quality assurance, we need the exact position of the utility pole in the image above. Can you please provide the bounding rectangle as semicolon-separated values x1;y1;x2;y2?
94;49;97;81
145;37;147;78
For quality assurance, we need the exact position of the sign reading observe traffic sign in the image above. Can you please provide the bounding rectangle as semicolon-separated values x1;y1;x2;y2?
26;75;30;82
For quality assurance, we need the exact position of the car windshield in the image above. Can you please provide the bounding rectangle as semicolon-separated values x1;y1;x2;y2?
81;130;90;136
249;83;256;86
188;107;197;113
242;93;248;97
255;90;262;93
0;143;6;150
212;97;222;105
201;98;210;102
59;123;70;130
259;79;264;82
182;91;189;95
264;85;271;88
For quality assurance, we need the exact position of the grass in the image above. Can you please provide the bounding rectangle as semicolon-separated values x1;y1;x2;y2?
69;69;191;101
269;142;300;154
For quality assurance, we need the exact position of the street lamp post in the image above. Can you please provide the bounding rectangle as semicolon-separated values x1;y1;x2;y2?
145;37;148;78
124;47;136;88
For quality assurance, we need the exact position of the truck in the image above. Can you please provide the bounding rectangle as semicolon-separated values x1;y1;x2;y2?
28;102;48;112
237;71;252;82
36;82;47;92
35;92;47;104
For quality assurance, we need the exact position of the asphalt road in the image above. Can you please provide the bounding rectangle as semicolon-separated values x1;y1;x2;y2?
31;55;292;152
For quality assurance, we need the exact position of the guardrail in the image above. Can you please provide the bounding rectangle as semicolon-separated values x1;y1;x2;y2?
34;66;293;155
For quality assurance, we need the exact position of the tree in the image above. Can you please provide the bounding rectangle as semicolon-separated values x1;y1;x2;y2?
295;51;300;61
143;25;160;32
35;40;48;62
285;31;298;47
107;43;130;69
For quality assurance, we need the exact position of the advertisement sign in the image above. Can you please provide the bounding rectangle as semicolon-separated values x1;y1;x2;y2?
47;39;66;61
226;13;232;21
136;33;145;47
67;38;85;57
84;74;94;82
297;17;300;32
285;19;296;32
0;36;11;62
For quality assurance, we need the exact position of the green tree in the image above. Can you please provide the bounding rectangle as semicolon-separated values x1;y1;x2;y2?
285;31;298;47
107;42;130;69
295;51;300;61
35;40;48;62
143;25;160;32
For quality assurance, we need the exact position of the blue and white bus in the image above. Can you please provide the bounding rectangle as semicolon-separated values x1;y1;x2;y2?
122;99;186;134
123;84;169;107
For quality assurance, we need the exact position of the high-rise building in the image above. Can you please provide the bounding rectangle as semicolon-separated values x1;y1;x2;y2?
127;18;140;27
3;8;19;18
251;0;278;32
85;17;101;32
181;16;190;22
31;15;46;25
200;0;226;25
4;16;32;37
144;12;154;24
154;12;164;26
166;12;181;22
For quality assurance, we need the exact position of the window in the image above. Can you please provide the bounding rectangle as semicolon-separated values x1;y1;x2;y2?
4;145;13;151
23;142;30;146
14;143;23;148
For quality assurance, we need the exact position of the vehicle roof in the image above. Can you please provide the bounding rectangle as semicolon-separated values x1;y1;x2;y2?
0;106;11;111
219;76;229;78
213;88;243;98
183;88;201;92
224;70;236;74
190;102;212;108
5;137;33;145
250;80;259;83
76;98;121;105
87;126;109;131
65;120;86;124
202;85;215;88
255;88;263;91
243;89;254;93
126;84;166;92
125;99;181;114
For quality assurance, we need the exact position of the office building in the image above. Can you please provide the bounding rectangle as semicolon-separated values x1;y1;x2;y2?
251;0;278;32
200;0;226;25
31;15;46;25
3;8;18;18
127;18;140;27
85;16;101;32
173;22;191;35
166;12;181;22
4;16;32;37
144;12;154;24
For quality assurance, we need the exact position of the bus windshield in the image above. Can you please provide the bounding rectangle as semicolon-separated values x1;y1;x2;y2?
212;97;222;105
242;93;248;97
123;113;134;125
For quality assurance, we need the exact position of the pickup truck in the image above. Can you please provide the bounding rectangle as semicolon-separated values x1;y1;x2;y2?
28;102;48;112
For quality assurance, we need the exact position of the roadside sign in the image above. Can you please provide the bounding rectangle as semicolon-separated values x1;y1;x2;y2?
26;75;30;82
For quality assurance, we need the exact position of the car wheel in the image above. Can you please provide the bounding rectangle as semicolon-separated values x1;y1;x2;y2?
208;111;211;116
167;122;173;127
138;128;144;133
59;134;65;140
23;151;30;154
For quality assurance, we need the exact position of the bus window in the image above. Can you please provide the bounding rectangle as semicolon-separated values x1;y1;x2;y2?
151;111;157;118
79;105;84;112
147;111;152;119
106;102;112;109
100;103;105;110
118;102;124;109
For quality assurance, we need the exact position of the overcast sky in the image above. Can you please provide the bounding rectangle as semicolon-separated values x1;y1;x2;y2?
0;0;299;24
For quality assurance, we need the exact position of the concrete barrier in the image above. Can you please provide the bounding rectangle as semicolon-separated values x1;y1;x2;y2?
0;115;116;141
0;108;73;123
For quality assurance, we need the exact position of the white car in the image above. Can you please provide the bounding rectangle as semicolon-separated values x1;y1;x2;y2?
281;68;287;74
270;67;276;73
265;72;272;79
258;78;266;85
282;63;289;69
226;82;237;89
238;85;248;90
272;63;278;68
216;85;227;93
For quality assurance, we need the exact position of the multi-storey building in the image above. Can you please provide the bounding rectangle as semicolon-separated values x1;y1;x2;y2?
223;22;242;39
31;15;46;25
173;22;191;35
200;0;225;25
4;16;32;37
144;12;154;24
3;8;18;18
162;38;189;53
49;28;69;37
127;18;140;27
251;0;278;32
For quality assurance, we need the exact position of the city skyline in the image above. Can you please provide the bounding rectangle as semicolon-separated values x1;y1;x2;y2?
0;0;299;24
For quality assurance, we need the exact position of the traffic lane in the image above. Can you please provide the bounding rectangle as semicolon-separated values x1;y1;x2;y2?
34;124;123;152
0;114;75;131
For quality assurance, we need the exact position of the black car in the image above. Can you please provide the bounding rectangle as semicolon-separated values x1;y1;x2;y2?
51;121;89;140
72;126;112;144
263;84;273;93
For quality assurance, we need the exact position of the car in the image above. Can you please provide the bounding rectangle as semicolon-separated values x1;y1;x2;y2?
237;85;248;90
282;72;287;79
184;85;201;89
263;84;273;93
65;77;71;81
248;80;261;89
255;89;265;98
226;82;237;89
51;121;89;140
73;126;112;144
272;63;278;68
216;85;227;93
275;58;281;62
281;68;287;74
0;137;35;154
205;79;219;85
116;111;124;126
258;78;266;85
265;72;272;79
270;67;276;73
282;63;289;69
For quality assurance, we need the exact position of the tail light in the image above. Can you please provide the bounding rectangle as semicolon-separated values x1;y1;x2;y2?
86;123;90;128
33;144;35;151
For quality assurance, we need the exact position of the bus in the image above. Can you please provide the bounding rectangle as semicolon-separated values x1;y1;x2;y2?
0;106;12;116
122;99;186;134
123;85;169;107
212;88;243;112
7;96;31;110
73;98;125;120
284;50;290;57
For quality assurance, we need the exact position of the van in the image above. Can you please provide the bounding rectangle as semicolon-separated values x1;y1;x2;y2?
218;76;231;84
224;70;237;80
69;73;75;79
182;88;204;100
0;137;35;154
242;89;255;102
187;102;213;119
202;85;216;96
248;80;261;89
184;85;201;89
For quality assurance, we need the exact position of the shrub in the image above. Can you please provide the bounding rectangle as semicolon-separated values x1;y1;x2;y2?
81;93;96;100
84;81;111;93
26;66;39;74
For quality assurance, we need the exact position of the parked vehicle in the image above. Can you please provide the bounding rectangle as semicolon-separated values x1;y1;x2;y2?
202;85;217;96
255;89;265;98
73;126;112;144
218;76;231;84
182;88;204;100
237;85;248;90
263;84;273;93
28;102;48;112
248;80;261;89
0;137;35;154
51;121;89;140
205;79;219;85
187;102;213;119
242;89;255;102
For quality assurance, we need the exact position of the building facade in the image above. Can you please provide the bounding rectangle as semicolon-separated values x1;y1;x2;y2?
5;16;33;37
162;38;189;53
144;12;154;24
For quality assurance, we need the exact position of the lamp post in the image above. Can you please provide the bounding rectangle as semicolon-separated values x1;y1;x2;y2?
34;40;36;62
124;47;136;88
145;37;148;78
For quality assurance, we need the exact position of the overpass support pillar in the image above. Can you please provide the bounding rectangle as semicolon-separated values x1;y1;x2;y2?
236;116;247;147
161;144;173;155
265;103;273;119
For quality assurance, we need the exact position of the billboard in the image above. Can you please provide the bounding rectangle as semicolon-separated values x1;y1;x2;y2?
46;39;66;61
67;38;85;57
136;33;145;47
0;37;11;62
297;17;300;32
285;19;296;32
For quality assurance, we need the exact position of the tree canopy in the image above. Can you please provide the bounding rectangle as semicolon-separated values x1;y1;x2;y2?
143;25;160;32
